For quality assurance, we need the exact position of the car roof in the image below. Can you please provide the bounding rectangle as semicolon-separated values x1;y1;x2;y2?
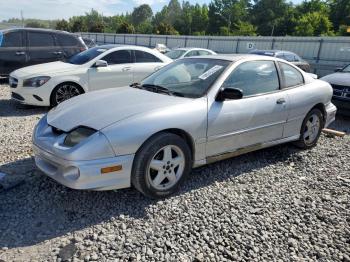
174;47;211;51
186;54;276;62
250;49;297;55
1;27;76;36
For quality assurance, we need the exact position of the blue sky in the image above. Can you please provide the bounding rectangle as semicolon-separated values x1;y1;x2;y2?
0;0;303;20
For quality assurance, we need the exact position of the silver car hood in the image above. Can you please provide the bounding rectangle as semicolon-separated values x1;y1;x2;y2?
321;72;350;86
47;87;188;132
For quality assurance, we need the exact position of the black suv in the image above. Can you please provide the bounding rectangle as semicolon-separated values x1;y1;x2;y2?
0;28;87;76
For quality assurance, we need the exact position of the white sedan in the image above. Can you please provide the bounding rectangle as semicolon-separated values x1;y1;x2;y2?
33;55;336;198
165;47;216;60
9;45;172;106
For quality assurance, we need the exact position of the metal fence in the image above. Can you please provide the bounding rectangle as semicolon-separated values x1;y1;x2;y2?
80;33;350;77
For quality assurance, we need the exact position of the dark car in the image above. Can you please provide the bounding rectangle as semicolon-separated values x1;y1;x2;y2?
0;28;87;76
321;64;350;115
249;50;311;72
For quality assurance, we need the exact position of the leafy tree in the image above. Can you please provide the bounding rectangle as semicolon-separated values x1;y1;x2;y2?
154;22;179;35
167;0;182;26
69;17;87;32
136;22;153;34
294;11;334;36
55;19;69;31
85;9;105;33
232;21;257;36
329;0;350;32
208;0;250;35
25;21;46;28
153;6;168;26
338;25;350;36
116;22;135;34
132;4;153;25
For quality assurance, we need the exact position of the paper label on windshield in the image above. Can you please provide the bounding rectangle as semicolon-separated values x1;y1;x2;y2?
199;65;223;80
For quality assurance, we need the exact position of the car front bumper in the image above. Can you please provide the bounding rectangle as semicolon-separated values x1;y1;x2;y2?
33;144;134;191
325;102;337;127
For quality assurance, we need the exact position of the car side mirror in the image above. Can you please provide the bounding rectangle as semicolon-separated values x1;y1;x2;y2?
334;67;343;72
94;60;108;68
216;87;243;101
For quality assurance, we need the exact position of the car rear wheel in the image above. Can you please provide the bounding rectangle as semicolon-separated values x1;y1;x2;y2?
294;108;324;149
51;83;84;107
131;133;192;198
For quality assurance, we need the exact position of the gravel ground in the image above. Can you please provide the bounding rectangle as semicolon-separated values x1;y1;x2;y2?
0;83;349;262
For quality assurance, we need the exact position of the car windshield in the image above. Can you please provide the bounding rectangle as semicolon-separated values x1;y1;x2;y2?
140;58;230;98
67;47;108;65
165;50;186;59
342;65;350;72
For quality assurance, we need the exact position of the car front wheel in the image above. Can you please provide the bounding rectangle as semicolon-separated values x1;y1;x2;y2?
51;83;84;107
131;133;192;198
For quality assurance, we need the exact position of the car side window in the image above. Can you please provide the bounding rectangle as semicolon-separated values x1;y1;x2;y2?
222;60;280;97
2;31;23;47
28;32;55;47
283;53;296;62
198;50;210;56
279;62;304;88
185;50;199;57
57;34;77;47
134;50;162;63
102;50;133;65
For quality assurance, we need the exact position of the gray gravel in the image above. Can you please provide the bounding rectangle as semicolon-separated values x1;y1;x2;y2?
0;83;349;262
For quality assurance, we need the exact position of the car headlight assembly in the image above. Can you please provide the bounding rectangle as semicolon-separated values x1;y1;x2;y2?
63;127;97;147
23;76;51;87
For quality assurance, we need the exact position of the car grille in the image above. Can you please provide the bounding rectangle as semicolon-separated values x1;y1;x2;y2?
331;84;350;100
9;77;18;88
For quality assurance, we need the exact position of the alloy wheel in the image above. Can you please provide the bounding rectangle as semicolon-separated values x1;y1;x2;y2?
303;113;321;145
55;84;81;104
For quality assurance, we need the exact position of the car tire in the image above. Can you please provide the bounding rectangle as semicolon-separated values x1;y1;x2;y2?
293;108;324;149
131;133;192;199
50;82;84;107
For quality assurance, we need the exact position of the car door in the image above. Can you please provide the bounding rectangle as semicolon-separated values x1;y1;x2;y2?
88;49;134;91
0;30;27;75
27;31;63;66
132;50;165;82
206;60;290;157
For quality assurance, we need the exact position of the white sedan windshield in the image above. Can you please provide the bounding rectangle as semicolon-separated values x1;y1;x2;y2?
141;58;230;98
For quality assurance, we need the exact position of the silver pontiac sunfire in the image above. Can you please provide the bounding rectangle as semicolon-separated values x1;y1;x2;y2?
33;55;337;198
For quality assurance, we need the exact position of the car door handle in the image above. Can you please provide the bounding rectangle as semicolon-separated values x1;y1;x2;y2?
154;66;161;71
15;51;25;56
53;51;63;55
276;98;286;104
122;67;131;72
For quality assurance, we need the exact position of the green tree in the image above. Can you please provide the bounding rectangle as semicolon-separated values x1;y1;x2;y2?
85;9;105;33
294;11;334;36
251;0;295;36
69;16;87;32
55;19;69;31
25;21;46;28
132;4;153;25
232;21;257;36
154;22;179;35
136;22;153;34
116;22;135;34
338;25;350;36
167;0;182;26
329;0;350;32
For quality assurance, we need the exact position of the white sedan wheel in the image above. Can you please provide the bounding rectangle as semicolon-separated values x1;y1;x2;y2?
303;113;321;145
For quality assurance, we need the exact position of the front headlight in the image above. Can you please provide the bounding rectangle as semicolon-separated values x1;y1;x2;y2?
63;127;97;147
23;76;51;87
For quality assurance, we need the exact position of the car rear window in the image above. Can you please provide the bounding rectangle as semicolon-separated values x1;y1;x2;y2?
57;34;78;47
1;31;23;47
28;32;55;47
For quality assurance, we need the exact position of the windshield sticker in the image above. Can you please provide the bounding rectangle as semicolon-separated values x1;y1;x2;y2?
198;65;223;80
97;48;107;52
0;32;3;47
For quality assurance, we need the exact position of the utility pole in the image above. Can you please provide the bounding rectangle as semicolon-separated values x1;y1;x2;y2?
21;10;24;27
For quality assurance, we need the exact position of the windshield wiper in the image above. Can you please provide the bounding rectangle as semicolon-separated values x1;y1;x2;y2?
141;84;184;97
